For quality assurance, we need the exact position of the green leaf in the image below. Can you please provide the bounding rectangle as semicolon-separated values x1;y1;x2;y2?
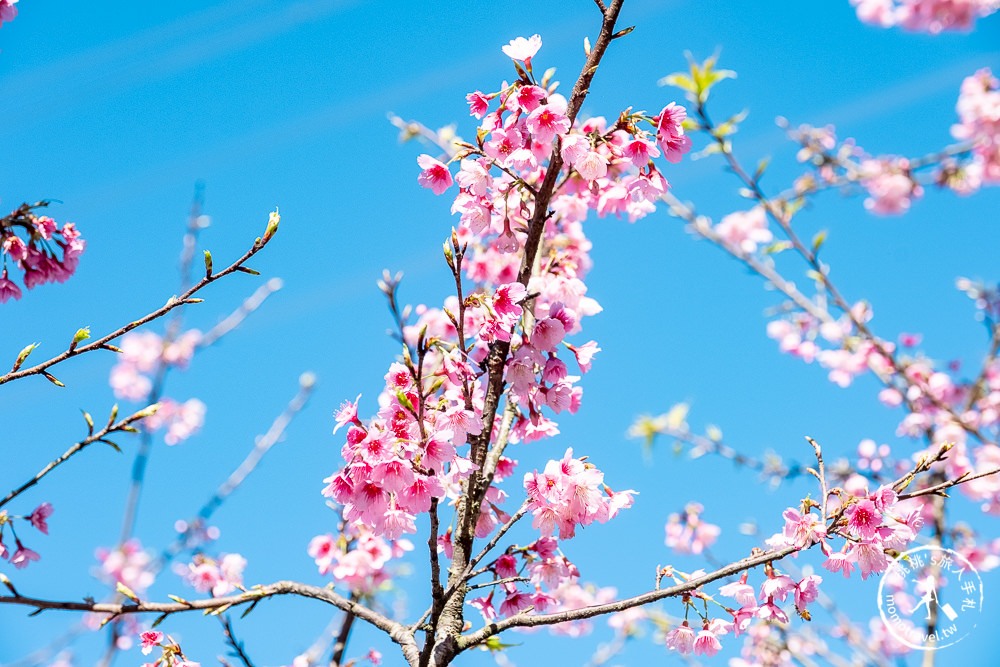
81;410;95;436
69;327;91;352
658;72;695;94
100;439;122;453
12;342;38;372
754;157;770;182
812;230;828;254
116;581;140;603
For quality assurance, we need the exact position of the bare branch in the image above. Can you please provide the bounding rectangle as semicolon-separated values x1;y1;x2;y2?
0;230;277;387
0;581;414;653
898;466;1000;500
220;614;256;667
0;404;160;510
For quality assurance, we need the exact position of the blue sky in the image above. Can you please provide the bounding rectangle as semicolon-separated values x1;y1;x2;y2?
2;1;1000;665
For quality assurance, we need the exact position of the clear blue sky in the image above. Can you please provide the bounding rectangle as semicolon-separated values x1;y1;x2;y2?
2;1;1000;665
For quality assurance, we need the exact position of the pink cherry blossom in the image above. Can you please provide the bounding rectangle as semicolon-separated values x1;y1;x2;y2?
515;85;547;113
334;394;362;433
28;502;53;534
759;574;796;602
0;0;18;27
861;157;923;215
10;540;40;569
573;151;609;182
780;507;826;549
693;627;722;657
714;206;772;254
0;268;21;303
794;574;822;611
719;575;757;607
416;155;454;195
852;541;889;579
665;622;697;654
466;90;490;118
501;34;542;66
526;106;570;144
140;631;163;655
845;498;882;540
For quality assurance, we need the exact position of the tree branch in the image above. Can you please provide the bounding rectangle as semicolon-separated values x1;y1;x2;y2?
0;581;415;654
0;228;276;387
0;404;160;510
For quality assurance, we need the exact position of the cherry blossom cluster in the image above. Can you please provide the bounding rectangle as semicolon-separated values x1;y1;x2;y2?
109;330;206;445
466;535;583;622
321;367;482;541
523;448;635;540
786;123;927;215
95;539;157;595
0;0;16;30
711;206;772;254
664;502;720;555
0;502;51;569
307;524;413;595
138;631;200;667
850;0;999;32
0;203;85;303
769;486;921;580
952;67;1000;185
652;479;931;659
765;301;889;387
175;552;246;597
657;562;822;658
418;42;690;236
786;71;999;209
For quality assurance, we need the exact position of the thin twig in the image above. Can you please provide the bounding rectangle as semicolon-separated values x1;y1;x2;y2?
330;595;359;667
220;614;256;667
0;231;275;386
898;466;1000;500
0;404;159;510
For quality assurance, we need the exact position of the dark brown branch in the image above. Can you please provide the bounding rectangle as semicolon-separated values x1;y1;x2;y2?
220;614;256;667
330;594;359;667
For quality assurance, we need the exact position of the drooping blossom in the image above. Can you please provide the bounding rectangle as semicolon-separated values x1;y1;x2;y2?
417;155;454;195
28;502;53;534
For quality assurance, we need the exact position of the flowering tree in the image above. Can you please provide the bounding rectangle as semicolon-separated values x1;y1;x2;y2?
2;1;1000;666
